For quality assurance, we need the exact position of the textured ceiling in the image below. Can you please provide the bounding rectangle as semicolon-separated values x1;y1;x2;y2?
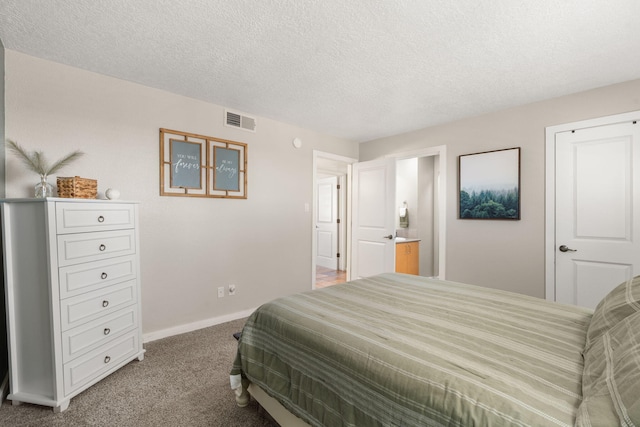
1;0;640;142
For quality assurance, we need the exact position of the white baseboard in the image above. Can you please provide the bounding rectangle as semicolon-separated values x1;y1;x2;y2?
0;373;8;408
142;308;257;343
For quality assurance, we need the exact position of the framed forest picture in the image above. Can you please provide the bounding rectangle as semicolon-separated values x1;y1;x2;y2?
458;147;520;220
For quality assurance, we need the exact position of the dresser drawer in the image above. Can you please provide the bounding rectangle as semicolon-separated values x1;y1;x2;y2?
59;256;137;299
62;306;138;362
60;280;137;331
57;229;136;267
63;331;139;395
56;202;135;234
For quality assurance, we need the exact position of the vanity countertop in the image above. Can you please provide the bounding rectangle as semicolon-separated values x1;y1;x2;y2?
395;237;421;243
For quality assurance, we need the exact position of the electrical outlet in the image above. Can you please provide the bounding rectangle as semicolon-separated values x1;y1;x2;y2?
228;284;236;296
217;286;225;298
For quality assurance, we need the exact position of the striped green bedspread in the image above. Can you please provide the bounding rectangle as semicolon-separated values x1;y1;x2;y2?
231;273;593;426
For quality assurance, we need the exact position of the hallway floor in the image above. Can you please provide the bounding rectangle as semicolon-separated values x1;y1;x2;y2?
315;266;347;288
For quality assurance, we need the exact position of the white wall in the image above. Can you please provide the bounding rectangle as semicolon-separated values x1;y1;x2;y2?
4;51;358;338
0;38;7;393
360;79;640;298
0;40;4;195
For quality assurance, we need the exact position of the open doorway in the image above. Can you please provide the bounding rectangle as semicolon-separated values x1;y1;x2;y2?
349;146;447;281
313;147;446;288
393;146;446;279
312;151;357;288
396;155;440;278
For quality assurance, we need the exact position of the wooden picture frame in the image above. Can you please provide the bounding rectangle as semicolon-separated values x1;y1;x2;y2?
160;128;247;199
458;147;520;220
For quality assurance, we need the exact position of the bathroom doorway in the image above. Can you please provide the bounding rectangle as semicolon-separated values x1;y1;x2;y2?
396;155;440;277
350;148;445;280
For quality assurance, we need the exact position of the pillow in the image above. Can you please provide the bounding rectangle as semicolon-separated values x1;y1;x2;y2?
584;275;640;352
575;311;640;426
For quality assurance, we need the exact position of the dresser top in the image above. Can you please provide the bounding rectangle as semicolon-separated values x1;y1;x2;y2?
0;197;138;204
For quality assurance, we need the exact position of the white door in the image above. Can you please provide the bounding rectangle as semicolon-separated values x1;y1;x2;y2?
316;176;339;269
555;120;640;308
350;158;396;279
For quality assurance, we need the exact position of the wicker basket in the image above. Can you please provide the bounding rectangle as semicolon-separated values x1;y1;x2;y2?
57;176;98;199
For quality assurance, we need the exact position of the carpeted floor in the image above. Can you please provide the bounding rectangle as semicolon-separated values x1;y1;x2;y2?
0;318;275;426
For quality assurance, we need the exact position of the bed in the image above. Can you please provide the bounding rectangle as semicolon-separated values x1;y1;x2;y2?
230;273;640;426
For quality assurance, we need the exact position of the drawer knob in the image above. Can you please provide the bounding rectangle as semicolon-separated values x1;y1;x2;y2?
104;355;111;364
104;328;111;335
101;272;108;280
99;244;106;252
102;300;109;308
98;215;105;223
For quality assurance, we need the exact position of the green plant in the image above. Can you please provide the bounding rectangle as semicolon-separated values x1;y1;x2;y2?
6;139;84;176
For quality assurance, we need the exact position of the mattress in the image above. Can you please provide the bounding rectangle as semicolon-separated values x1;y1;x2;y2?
231;273;593;426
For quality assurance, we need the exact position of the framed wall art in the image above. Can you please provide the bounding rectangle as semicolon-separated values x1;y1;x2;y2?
213;146;241;191
160;128;247;199
458;147;520;220
170;139;202;189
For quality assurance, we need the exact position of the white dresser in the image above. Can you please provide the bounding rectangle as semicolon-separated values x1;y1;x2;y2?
1;198;145;412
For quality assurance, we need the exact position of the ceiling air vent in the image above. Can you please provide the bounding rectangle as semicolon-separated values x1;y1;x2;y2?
225;109;256;132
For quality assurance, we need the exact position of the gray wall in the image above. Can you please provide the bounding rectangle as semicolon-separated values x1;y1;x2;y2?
360;79;640;298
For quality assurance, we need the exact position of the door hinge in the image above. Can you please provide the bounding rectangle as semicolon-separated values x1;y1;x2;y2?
337;218;341;224
337;184;340;190
337;253;340;258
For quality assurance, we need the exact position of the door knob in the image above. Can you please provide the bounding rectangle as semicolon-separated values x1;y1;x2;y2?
383;235;394;239
559;245;577;252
